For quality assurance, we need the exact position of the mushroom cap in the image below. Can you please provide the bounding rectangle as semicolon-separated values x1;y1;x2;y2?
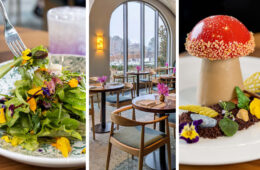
185;15;255;60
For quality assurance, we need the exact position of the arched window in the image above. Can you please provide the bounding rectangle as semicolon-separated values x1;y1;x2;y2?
110;1;170;75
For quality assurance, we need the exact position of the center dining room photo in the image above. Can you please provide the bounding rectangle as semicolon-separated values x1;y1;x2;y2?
89;0;176;169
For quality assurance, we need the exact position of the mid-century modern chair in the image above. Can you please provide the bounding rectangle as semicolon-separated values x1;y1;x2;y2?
106;105;172;170
89;95;95;140
106;82;134;109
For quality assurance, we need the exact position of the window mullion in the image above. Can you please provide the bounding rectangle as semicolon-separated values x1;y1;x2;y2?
140;2;145;71
155;10;159;69
123;3;128;77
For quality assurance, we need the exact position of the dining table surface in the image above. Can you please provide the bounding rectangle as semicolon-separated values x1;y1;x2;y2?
0;26;85;170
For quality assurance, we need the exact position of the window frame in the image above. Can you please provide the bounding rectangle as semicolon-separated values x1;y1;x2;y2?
110;1;171;76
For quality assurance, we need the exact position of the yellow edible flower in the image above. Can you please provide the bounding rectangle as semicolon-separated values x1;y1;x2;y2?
11;136;23;147
181;124;199;140
30;130;34;135
81;148;86;154
249;98;260;119
36;67;48;72
68;78;78;88
28;87;43;95
27;97;37;112
1;136;11;143
52;137;72;157
22;49;31;60
0;108;6;124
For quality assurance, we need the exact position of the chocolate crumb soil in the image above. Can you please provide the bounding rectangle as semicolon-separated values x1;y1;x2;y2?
179;104;260;139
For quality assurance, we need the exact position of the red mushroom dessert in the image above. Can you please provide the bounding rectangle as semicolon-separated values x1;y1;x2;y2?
185;15;255;106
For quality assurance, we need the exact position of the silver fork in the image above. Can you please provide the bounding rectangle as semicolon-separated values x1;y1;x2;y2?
0;0;26;57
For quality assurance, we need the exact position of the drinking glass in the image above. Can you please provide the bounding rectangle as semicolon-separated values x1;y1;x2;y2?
47;7;86;56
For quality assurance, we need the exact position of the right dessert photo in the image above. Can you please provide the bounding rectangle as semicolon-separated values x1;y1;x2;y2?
179;0;260;170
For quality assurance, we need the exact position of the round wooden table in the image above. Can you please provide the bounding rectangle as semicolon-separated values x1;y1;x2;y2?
159;75;176;89
89;83;124;133
127;71;149;96
132;94;176;170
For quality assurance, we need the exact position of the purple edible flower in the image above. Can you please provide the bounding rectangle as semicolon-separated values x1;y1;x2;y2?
41;87;50;96
157;83;169;96
179;120;203;144
136;66;141;71
9;104;15;117
38;149;43;152
44;79;55;94
98;76;107;83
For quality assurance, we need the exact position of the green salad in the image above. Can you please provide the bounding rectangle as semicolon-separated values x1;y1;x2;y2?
0;46;86;157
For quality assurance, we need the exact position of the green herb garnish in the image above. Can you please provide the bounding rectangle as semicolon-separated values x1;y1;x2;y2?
235;86;250;110
219;117;239;136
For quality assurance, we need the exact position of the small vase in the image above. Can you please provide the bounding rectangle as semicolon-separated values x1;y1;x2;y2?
101;82;106;88
159;94;165;102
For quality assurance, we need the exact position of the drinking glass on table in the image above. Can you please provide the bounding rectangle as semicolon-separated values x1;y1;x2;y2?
47;7;86;56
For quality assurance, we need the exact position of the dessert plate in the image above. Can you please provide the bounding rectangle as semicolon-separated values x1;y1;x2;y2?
0;55;86;168
180;56;260;165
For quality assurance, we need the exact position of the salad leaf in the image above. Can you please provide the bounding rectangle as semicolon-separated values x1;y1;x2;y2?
235;86;250;110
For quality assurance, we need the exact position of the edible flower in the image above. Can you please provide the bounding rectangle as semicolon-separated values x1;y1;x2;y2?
0;108;6;124
52;137;72;157
81;148;86;154
179;120;202;143
22;49;32;61
249;98;260;119
1;136;10;143
41;87;50;96
157;83;169;96
97;76;107;83
8;104;15;117
11;136;23;147
28;87;43;95
27;97;37;112
68;78;79;88
136;65;141;71
44;80;55;94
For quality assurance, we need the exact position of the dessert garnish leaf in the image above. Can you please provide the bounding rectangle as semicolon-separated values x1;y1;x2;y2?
235;86;250;110
219;101;236;111
179;105;218;118
219;117;239;136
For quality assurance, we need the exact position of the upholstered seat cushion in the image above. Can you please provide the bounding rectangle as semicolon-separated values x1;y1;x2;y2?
168;113;176;123
140;79;151;82
152;87;174;91
113;126;165;148
106;95;132;103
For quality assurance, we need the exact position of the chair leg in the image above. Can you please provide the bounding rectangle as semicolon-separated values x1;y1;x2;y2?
106;142;112;170
138;154;143;170
91;114;95;140
153;113;156;129
166;140;172;170
117;112;121;130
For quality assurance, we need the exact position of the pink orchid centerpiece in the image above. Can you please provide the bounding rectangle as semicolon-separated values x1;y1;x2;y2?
136;65;141;72
165;62;169;67
157;83;169;102
98;76;107;88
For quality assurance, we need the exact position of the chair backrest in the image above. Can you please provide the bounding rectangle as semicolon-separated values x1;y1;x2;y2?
111;106;143;126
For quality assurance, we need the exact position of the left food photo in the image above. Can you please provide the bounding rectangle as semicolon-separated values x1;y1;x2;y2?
0;0;86;169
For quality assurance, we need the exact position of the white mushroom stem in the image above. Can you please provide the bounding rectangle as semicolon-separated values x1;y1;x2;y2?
198;58;244;106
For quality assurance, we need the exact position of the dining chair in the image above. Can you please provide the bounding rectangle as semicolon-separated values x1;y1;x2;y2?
106;105;171;170
106;82;134;109
140;73;152;94
153;113;176;138
89;95;95;140
89;78;101;109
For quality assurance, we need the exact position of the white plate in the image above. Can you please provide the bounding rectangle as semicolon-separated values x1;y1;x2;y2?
180;56;260;165
0;55;86;168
